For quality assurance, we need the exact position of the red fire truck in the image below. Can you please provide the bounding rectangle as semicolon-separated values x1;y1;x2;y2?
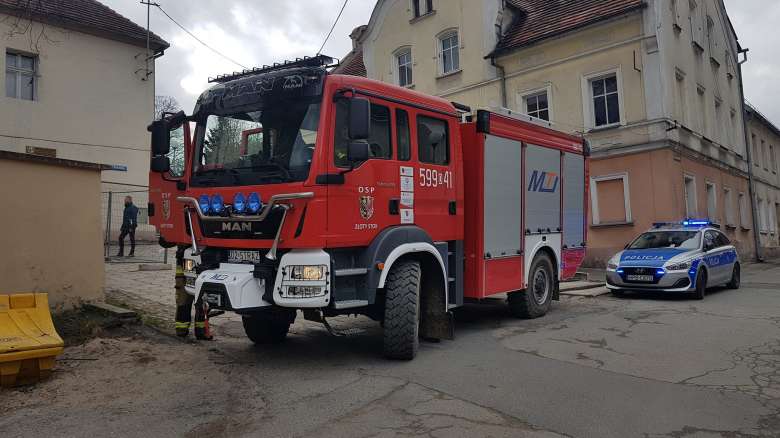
149;55;588;359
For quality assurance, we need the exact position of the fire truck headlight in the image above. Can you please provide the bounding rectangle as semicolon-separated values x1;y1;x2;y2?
211;194;224;213
248;192;262;213
290;266;325;280
199;195;211;213
233;193;247;213
184;259;196;273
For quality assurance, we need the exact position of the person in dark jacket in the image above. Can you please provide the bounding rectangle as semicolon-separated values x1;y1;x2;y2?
117;196;138;257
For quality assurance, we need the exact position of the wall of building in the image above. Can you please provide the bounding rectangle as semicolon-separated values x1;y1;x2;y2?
747;118;780;255
1;15;155;187
586;148;755;266
0;156;106;312
364;0;492;98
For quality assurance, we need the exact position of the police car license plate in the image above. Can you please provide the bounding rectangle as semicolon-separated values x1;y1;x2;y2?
228;250;261;262
627;275;653;282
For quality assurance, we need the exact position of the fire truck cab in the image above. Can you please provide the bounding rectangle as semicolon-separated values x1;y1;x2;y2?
149;56;588;359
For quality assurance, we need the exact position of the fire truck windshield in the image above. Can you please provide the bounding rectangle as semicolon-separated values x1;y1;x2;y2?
191;98;321;187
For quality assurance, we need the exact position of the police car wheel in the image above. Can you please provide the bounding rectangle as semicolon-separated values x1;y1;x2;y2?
726;263;741;290
693;269;707;300
508;252;554;319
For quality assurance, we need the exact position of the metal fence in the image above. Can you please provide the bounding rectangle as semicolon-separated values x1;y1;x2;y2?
102;182;168;264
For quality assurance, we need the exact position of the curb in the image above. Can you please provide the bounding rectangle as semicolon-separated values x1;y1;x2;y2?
86;302;139;319
139;264;172;272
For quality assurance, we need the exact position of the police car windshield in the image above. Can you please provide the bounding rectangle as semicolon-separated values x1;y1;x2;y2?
628;231;701;250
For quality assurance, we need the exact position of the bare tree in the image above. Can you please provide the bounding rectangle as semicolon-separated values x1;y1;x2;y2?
0;0;72;56
155;95;180;121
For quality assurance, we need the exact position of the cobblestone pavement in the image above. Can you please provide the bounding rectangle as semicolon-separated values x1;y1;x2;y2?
2;262;777;437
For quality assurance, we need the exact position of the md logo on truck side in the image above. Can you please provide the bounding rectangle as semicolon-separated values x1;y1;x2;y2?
527;171;559;193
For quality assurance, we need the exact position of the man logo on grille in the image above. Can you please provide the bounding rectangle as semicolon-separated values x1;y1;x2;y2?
360;196;374;220
162;200;171;220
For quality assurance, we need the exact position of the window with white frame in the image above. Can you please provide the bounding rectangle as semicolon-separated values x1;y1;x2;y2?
762;139;769;170
689;0;703;47
697;85;706;134
438;30;459;75
714;98;724;145
771;145;777;173
707;16;716;56
706;181;717;223
518;85;552;122
411;0;433;19
724;186;735;227
394;48;413;87
671;0;680;29
759;198;767;232
6;52;36;101
752;134;759;166
730;109;738;151
738;191;748;228
684;174;698;218
582;68;624;129
590;173;631;225
676;70;688;126
770;201;777;234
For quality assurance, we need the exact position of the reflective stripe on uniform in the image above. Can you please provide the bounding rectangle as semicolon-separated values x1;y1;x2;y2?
176;269;184;274
194;322;206;328
175;322;191;329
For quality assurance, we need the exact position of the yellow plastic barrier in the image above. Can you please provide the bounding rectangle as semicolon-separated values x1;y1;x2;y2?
0;294;64;387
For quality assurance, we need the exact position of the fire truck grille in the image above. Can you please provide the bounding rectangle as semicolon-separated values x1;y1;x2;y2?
200;211;284;240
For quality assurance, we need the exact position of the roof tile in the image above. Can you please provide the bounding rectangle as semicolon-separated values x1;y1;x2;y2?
0;0;168;50
493;0;646;57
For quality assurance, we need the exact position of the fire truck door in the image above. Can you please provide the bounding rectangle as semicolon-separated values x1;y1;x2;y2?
149;122;191;245
327;99;400;244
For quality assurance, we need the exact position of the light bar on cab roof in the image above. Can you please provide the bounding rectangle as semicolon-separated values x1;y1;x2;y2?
652;221;710;227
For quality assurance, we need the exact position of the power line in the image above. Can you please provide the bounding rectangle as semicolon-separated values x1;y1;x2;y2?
318;0;349;55
153;4;249;70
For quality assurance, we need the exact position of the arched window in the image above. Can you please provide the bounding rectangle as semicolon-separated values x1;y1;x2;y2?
393;46;413;87
436;29;459;75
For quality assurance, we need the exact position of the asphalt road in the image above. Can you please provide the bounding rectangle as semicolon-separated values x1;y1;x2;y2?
2;262;779;437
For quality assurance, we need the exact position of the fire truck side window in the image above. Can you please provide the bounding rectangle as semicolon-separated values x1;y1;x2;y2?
396;109;411;161
417;115;449;165
166;124;186;177
334;99;393;167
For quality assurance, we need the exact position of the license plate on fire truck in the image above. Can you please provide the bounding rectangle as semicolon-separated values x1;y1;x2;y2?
228;250;261;262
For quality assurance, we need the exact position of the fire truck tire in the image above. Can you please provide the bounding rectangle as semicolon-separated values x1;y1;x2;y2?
383;259;421;360
242;315;290;344
508;252;554;319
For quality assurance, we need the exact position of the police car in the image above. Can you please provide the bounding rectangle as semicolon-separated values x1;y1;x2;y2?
605;221;740;299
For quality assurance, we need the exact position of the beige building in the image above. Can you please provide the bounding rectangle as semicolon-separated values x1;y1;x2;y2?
1;0;168;187
745;102;780;259
342;0;763;265
0;151;109;312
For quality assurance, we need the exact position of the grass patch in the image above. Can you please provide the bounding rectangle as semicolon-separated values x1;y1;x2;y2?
52;308;125;347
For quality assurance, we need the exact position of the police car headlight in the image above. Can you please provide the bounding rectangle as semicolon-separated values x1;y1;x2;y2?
607;260;618;270
290;265;325;280
184;259;196;273
666;260;692;271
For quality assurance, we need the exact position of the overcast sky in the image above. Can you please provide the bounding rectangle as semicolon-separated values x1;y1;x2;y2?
99;0;779;123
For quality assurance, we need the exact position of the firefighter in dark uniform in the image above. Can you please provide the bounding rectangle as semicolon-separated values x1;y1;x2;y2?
174;245;212;340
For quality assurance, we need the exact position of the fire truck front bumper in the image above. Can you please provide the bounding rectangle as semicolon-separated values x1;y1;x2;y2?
195;263;273;312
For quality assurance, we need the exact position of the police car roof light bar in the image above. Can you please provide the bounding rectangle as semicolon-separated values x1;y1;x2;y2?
652;221;710;228
208;55;335;84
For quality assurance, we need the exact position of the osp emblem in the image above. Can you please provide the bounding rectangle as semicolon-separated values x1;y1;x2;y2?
162;200;171;220
527;171;559;193
359;196;375;220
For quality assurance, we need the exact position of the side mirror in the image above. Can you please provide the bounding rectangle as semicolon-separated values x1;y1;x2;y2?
704;243;714;252
151;119;172;155
170;110;186;127
347;142;370;162
429;131;445;148
348;97;371;140
151;155;171;173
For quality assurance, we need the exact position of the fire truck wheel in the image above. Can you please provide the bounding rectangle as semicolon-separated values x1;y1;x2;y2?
508;252;554;319
242;315;290;343
383;259;421;360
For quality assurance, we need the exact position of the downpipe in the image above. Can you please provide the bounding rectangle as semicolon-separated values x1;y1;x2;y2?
737;48;763;262
490;58;507;109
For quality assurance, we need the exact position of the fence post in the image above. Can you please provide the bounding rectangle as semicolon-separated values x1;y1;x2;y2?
105;191;113;257
164;247;168;264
